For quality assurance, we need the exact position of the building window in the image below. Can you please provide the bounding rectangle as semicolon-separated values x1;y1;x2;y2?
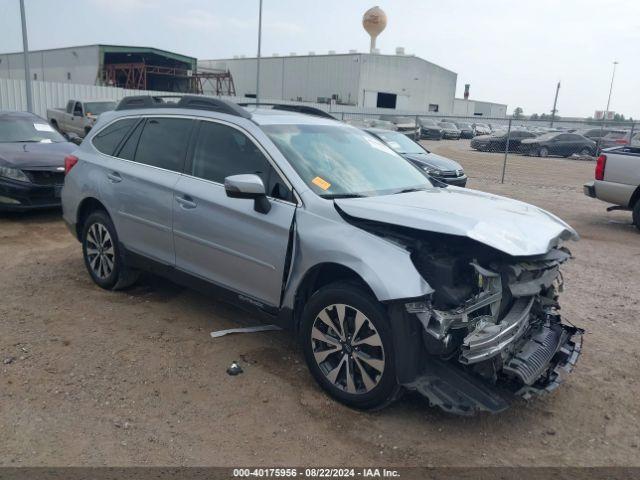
67;72;71;80
428;104;439;112
33;73;37;80
376;92;397;109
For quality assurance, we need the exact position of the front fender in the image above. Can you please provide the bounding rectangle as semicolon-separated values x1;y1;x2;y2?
282;207;433;310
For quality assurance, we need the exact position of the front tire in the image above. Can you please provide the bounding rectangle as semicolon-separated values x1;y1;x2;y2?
300;282;400;410
82;210;139;290
538;146;549;157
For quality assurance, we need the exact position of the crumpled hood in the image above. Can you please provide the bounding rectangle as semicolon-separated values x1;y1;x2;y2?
335;188;578;257
0;142;76;168
404;152;463;171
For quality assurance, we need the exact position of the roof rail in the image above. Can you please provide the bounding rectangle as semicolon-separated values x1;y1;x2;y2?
115;95;251;119
238;102;336;119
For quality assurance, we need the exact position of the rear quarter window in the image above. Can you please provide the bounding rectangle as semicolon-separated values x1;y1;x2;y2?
92;118;139;156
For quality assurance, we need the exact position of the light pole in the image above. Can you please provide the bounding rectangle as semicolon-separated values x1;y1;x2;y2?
605;61;618;119
19;0;33;113
550;81;560;127
255;0;263;104
598;61;619;150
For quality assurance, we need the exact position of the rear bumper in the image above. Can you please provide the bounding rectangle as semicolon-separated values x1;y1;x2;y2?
583;181;596;198
0;178;62;211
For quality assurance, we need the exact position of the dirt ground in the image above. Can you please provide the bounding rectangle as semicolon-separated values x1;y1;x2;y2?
1;140;639;467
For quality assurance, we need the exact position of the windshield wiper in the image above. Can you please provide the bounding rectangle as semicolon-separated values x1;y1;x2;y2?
322;193;367;199
393;187;428;195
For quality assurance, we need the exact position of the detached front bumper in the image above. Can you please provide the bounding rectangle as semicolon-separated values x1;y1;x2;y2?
404;319;582;415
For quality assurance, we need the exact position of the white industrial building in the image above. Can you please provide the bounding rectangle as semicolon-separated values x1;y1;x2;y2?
0;45;198;92
200;51;507;117
1;43;508;117
453;98;507;118
200;51;458;114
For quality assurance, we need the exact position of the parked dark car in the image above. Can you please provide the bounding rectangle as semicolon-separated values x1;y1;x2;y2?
365;128;467;187
438;121;461;139
454;122;475;139
0;111;76;211
471;130;537;153
520;132;596;157
417;117;444;140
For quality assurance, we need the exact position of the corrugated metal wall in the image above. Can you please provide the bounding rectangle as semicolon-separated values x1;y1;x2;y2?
2;77;470;120
0;77;508;120
0;77;181;118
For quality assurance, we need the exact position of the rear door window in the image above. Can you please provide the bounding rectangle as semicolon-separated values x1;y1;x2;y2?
133;117;193;172
92;118;139;156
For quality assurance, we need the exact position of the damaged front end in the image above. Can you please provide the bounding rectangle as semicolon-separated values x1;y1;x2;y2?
349;218;583;415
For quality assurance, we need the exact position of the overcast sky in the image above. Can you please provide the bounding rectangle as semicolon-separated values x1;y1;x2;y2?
2;0;639;118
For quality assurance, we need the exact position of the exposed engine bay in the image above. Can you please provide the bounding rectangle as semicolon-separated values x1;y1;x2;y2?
346;216;583;415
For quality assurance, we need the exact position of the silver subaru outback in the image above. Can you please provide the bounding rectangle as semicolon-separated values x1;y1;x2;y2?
62;95;582;415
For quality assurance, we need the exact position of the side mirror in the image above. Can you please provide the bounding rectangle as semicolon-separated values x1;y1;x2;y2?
66;132;82;145
224;174;271;214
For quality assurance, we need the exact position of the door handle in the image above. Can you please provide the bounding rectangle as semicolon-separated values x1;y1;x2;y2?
107;172;122;183
176;194;197;209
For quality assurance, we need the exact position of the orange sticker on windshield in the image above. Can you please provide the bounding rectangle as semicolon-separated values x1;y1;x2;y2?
312;176;331;190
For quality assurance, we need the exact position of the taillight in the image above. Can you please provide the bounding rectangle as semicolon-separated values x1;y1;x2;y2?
64;155;78;175
595;154;606;180
615;138;628;144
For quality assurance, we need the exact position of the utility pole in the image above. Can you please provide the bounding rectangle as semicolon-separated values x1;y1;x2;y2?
550;81;560;127
19;0;33;113
255;0;263;104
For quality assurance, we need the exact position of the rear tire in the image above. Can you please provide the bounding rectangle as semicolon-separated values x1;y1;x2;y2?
579;147;591;156
81;210;139;290
300;282;400;410
633;201;640;231
538;147;549;157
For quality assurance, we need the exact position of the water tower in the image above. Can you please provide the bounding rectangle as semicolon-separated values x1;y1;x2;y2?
362;6;387;53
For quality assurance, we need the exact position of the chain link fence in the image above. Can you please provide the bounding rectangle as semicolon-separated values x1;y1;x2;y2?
332;111;638;183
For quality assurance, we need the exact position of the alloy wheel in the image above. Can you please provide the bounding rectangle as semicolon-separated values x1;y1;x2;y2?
85;223;115;279
310;304;385;394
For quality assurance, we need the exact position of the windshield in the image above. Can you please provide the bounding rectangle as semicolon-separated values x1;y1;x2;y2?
84;102;116;115
418;118;437;126
372;130;424;154
440;122;456;129
262;124;431;198
0;118;67;143
457;123;472;129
